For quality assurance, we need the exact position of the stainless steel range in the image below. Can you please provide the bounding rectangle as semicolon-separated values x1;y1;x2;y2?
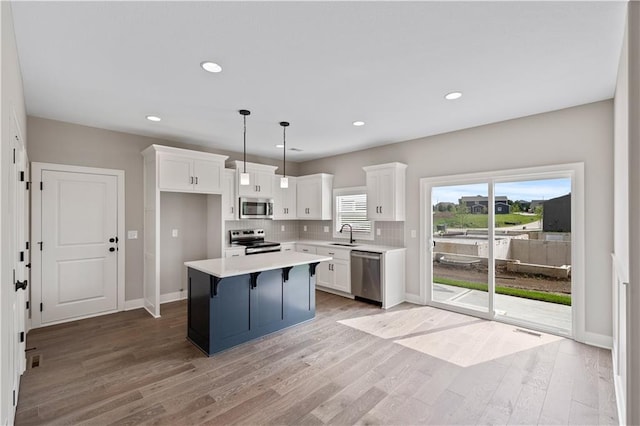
229;228;281;255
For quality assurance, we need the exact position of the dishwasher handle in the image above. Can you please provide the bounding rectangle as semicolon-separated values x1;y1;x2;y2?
351;251;381;260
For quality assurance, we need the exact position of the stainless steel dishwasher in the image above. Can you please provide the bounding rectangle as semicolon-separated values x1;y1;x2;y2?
350;250;382;304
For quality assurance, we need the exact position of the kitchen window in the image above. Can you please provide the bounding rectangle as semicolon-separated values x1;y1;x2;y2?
333;187;374;240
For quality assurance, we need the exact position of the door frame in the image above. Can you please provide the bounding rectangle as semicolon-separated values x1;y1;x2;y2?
31;162;125;328
419;162;585;340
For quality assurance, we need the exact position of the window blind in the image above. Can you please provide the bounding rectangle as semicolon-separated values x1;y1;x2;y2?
336;193;371;234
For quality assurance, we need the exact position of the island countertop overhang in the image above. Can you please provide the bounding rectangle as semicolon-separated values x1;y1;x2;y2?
185;251;332;278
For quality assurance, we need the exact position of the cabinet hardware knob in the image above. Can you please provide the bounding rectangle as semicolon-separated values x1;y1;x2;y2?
109;247;116;252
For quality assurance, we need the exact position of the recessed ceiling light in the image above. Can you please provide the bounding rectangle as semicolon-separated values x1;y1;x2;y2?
353;121;365;126
445;91;463;100
146;115;161;122
201;61;222;73
275;144;284;148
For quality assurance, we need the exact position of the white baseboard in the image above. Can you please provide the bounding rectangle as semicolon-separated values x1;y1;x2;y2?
160;291;187;304
612;350;626;425
581;331;613;349
124;292;186;312
404;293;424;305
124;298;144;311
316;286;354;299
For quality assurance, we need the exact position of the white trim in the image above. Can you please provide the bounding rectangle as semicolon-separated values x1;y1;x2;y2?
419;162;584;339
316;286;355;299
30;162;126;329
124;298;145;311
581;332;613;349
614;358;627;426
404;293;424;305
160;291;187;304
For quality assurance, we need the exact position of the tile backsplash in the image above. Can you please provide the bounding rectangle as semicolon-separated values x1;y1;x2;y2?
226;219;404;247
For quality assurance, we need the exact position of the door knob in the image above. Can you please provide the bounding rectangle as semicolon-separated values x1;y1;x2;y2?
109;247;116;252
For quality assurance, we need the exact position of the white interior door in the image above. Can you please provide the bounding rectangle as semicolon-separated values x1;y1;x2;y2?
40;170;119;324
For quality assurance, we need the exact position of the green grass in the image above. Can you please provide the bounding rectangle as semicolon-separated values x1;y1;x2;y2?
433;213;541;229
433;277;572;306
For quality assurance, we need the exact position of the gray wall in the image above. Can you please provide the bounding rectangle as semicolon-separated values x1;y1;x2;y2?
298;100;614;339
26;116;299;300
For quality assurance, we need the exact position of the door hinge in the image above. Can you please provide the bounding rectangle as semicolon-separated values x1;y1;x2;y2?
20;171;25;182
20;331;24;343
19;251;24;262
26;301;29;310
40;303;43;312
40;181;43;190
38;241;43;251
26;181;30;190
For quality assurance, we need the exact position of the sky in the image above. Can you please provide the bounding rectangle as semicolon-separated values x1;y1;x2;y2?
432;178;571;204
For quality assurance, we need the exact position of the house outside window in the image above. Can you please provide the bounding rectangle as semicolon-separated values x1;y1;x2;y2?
333;187;374;240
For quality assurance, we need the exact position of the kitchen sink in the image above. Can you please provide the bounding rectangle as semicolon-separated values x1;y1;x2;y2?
329;243;359;247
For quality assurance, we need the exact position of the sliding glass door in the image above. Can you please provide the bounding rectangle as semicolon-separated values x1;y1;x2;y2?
423;168;577;337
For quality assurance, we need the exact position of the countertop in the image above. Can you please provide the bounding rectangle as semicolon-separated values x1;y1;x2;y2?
277;240;406;253
185;251;332;278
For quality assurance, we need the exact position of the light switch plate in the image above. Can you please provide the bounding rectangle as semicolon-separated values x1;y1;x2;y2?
411;230;417;238
281;225;285;232
172;229;179;238
127;230;138;239
303;225;307;232
323;226;329;233
376;228;381;236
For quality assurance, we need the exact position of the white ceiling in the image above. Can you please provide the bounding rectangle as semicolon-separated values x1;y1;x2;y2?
11;1;627;162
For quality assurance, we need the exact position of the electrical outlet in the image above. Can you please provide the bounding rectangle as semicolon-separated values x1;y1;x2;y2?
376;228;381;236
411;230;417;238
127;230;138;239
303;225;307;232
323;226;329;233
281;225;285;232
172;229;179;238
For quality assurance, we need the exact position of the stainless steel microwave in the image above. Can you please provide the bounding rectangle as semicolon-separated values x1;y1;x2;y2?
239;198;274;219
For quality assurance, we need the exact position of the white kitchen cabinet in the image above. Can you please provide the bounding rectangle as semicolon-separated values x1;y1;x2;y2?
296;244;317;254
296;173;334;220
363;162;407;221
280;242;296;252
221;169;237;220
156;147;227;194
273;175;297;220
141;144;229;318
224;247;246;258
316;247;351;293
230;161;278;198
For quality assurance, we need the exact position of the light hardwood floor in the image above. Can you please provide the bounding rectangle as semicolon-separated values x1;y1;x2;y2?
16;292;617;425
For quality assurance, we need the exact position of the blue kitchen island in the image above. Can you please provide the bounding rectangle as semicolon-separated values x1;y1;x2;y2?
184;251;331;356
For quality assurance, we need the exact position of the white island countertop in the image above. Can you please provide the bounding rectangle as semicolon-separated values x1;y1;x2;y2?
185;251;332;278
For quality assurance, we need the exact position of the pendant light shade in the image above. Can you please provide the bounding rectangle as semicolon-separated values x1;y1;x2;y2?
239;109;251;186
280;121;289;189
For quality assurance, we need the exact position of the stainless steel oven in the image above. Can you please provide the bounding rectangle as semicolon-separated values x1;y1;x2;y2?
239;198;274;219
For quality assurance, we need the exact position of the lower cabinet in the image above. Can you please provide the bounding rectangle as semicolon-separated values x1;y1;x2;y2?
187;264;317;356
316;247;351;293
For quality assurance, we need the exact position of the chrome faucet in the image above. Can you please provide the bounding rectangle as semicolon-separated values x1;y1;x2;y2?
339;223;355;244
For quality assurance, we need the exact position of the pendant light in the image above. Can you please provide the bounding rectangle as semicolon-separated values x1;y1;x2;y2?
239;109;251;186
280;121;289;188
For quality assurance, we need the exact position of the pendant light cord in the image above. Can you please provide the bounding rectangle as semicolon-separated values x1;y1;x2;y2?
243;114;247;173
283;125;286;177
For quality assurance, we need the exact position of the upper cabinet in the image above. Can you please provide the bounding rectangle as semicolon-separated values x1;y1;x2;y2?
273;175;297;220
363;162;407;221
296;173;334;220
229;161;278;198
221;169;236;220
145;145;228;194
